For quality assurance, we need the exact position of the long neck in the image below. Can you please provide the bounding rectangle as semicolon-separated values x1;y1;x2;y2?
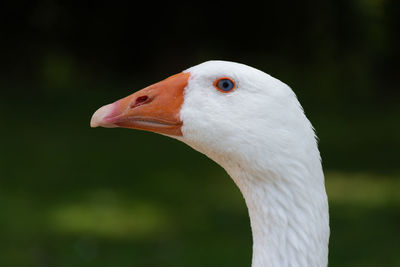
179;97;330;266
225;155;329;267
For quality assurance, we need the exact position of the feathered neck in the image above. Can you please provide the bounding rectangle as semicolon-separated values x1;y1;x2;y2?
225;155;329;267
183;123;330;267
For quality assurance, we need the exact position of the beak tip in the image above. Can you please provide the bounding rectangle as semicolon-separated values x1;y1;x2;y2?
90;103;116;128
90;120;99;128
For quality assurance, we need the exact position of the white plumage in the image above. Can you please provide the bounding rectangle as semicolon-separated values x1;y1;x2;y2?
91;60;330;267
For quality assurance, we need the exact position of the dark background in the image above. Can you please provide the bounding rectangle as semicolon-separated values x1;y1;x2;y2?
1;1;399;266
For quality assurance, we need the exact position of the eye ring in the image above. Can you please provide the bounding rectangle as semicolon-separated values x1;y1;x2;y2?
213;77;236;93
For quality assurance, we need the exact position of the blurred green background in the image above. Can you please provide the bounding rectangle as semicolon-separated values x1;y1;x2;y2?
1;1;399;266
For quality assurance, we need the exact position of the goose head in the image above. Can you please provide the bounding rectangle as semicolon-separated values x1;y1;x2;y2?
90;60;329;267
91;61;312;170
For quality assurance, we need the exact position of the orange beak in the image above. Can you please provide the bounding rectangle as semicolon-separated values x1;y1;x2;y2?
90;72;190;136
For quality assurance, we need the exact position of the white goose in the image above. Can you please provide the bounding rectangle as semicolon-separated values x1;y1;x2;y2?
90;61;330;267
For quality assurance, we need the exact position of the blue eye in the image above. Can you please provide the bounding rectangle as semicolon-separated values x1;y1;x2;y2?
215;78;235;92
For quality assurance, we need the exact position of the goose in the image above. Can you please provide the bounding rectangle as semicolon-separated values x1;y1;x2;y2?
90;60;330;267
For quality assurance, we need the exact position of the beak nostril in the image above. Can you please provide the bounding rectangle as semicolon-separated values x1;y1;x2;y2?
131;95;150;108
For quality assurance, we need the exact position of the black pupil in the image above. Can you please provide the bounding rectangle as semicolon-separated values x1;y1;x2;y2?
219;79;233;91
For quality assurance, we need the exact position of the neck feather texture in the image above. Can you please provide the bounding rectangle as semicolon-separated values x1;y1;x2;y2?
224;152;329;267
181;127;330;267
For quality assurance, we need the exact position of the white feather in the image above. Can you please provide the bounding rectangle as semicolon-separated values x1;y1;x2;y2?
176;61;329;267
